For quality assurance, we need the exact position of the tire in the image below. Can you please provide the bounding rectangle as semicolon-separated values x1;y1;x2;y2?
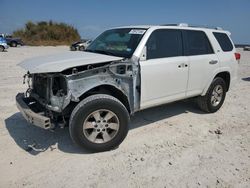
197;77;227;113
70;46;76;51
10;41;17;47
79;46;85;51
0;46;4;52
69;94;129;152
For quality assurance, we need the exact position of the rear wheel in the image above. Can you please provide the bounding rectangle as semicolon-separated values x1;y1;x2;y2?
197;77;227;113
69;94;129;152
10;41;17;47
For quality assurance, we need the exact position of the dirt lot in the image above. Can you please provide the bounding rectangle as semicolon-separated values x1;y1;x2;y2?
0;46;249;188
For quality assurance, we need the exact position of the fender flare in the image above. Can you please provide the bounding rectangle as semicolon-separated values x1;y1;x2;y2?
70;81;131;112
201;67;231;96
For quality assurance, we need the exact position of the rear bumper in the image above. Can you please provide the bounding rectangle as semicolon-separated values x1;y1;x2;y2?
16;93;52;129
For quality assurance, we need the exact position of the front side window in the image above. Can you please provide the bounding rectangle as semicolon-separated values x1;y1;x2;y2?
146;29;183;60
86;28;146;58
185;30;214;56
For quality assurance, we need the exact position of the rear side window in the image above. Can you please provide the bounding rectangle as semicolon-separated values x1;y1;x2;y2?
213;32;233;52
146;29;183;59
185;30;214;56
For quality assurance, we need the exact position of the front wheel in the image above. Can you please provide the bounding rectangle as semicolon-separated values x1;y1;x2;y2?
69;94;129;152
79;46;85;51
0;46;4;52
197;77;227;113
70;46;76;51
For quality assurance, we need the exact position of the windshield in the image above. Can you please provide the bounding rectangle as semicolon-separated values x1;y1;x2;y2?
86;28;146;58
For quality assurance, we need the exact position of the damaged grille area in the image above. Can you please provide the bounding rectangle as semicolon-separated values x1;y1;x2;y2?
32;74;68;106
52;76;67;96
33;74;49;100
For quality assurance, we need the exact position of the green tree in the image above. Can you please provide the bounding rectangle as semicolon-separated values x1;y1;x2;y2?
13;21;81;46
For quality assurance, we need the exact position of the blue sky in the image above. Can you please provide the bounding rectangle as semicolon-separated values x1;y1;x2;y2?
1;0;250;43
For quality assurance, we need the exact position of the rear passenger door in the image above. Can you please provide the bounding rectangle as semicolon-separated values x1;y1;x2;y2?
140;29;189;109
184;30;219;96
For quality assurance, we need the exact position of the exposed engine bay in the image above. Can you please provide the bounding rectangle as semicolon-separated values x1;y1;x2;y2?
23;59;141;128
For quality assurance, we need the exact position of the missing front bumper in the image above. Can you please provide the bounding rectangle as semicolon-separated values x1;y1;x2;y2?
16;93;52;129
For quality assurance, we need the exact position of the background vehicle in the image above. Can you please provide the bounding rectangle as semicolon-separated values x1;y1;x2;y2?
0;36;9;52
70;40;92;51
244;45;250;51
0;34;24;47
16;24;240;152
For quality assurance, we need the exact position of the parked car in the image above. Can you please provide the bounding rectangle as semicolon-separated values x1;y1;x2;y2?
70;40;92;51
0;34;24;47
244;45;250;51
0;36;9;52
16;24;240;152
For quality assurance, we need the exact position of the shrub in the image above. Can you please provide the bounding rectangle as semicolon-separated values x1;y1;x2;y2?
13;21;81;46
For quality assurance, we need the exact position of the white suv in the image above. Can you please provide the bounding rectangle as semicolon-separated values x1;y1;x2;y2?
16;24;240;152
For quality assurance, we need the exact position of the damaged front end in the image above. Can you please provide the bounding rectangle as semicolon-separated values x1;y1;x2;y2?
31;73;70;113
17;72;70;129
16;57;140;130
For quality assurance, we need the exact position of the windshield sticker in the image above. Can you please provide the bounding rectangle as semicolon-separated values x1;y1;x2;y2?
129;29;146;35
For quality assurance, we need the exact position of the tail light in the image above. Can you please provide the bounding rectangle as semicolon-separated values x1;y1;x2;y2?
235;53;241;60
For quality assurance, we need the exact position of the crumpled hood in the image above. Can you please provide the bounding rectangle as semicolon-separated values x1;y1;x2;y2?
19;51;123;73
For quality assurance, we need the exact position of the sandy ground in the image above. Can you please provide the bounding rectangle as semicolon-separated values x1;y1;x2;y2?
0;46;249;188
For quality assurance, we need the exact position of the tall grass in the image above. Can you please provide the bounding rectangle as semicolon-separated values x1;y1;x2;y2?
13;21;81;46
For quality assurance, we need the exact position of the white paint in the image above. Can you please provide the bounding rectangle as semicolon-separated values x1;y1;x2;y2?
19;51;123;73
140;56;189;109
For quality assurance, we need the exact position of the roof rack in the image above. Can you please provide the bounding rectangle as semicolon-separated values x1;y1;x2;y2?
161;23;223;30
162;23;188;27
189;24;223;30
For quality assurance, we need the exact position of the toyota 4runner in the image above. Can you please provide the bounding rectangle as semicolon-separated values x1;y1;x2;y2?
16;24;240;152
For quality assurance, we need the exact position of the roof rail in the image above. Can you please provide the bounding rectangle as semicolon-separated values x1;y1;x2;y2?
161;24;179;26
161;23;223;30
162;23;188;27
189;24;223;30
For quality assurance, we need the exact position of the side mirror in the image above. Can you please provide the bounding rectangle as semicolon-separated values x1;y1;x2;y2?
140;46;147;61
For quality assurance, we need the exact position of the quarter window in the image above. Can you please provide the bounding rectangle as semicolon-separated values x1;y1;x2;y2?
213;32;233;52
146;29;183;59
186;30;214;56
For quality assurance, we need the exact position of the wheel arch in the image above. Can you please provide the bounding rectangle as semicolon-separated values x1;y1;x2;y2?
202;69;231;96
78;84;131;114
214;71;230;92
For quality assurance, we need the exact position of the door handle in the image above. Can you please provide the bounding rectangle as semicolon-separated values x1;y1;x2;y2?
209;60;218;65
178;63;188;68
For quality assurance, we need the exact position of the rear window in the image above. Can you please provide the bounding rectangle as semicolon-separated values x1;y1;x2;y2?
185;30;214;56
213;32;233;52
